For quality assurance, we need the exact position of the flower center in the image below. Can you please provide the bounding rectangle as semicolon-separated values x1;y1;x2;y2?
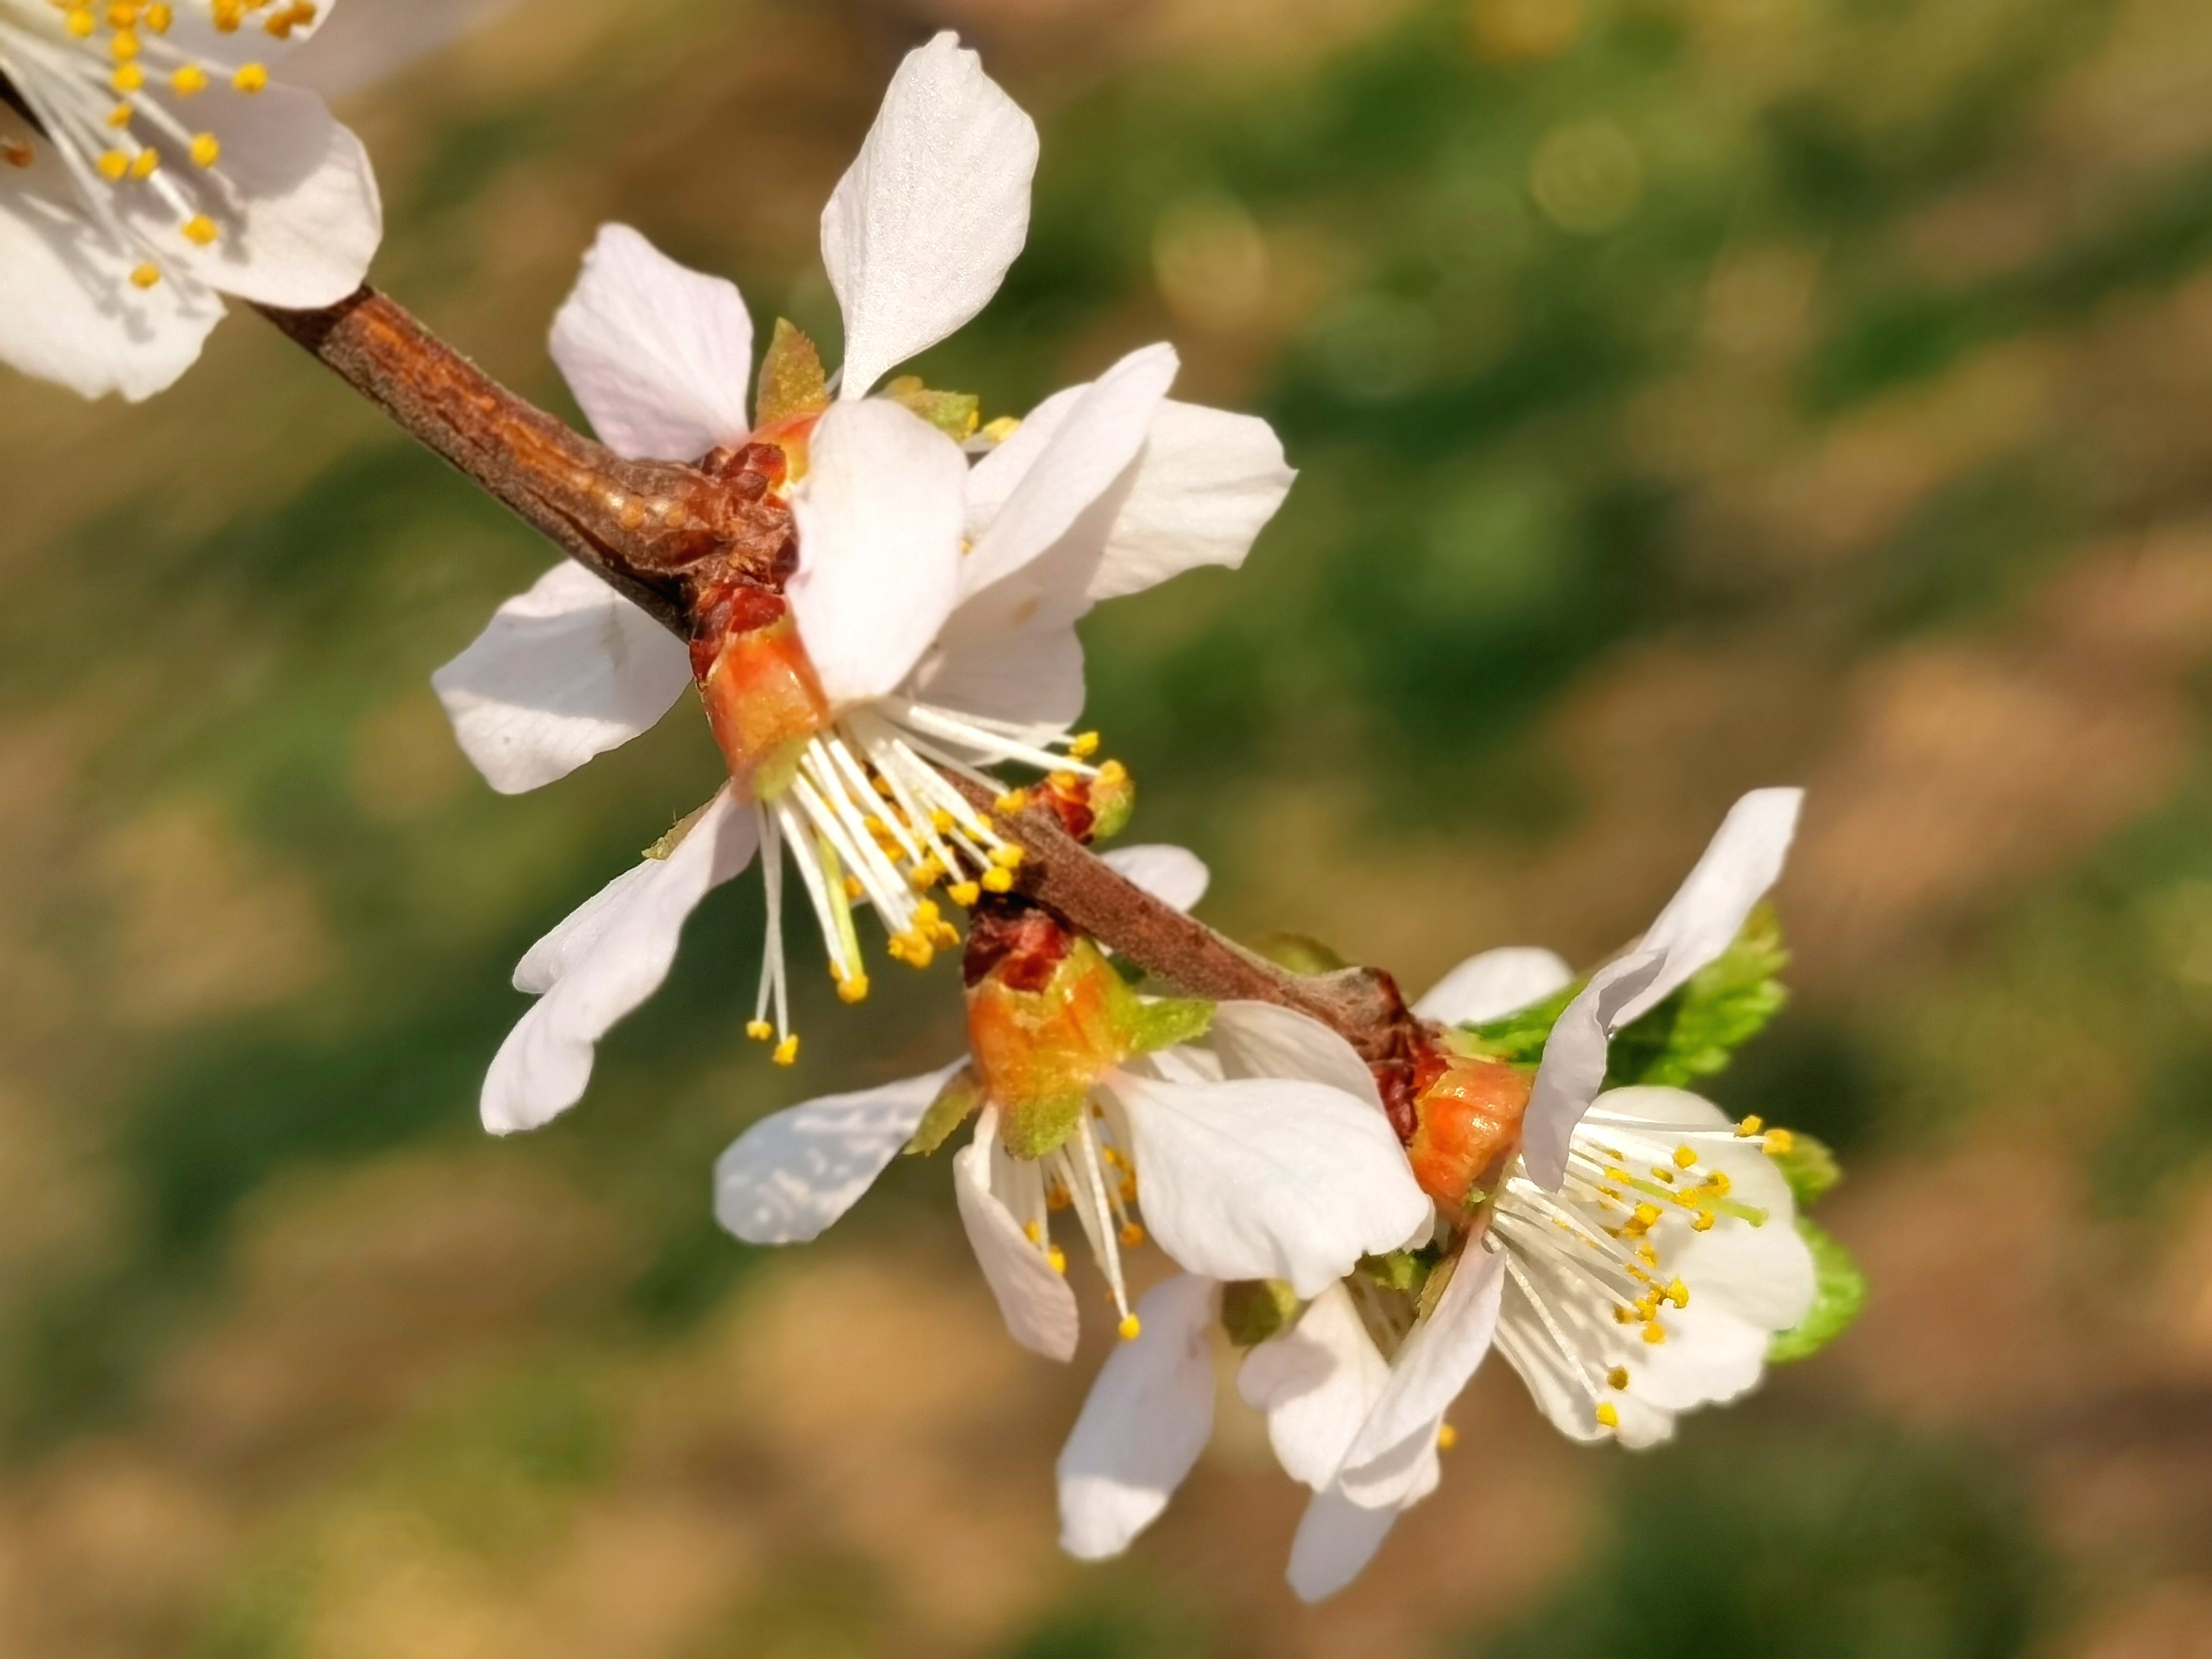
1;0;295;283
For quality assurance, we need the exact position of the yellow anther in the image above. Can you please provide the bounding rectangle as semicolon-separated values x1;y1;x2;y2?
1117;1314;1142;1341
1068;731;1101;759
772;1034;800;1066
1023;1220;1041;1244
1637;1243;1659;1269
1614;1304;1637;1325
1045;1181;1071;1211
128;147;158;179
1047;1246;1067;1274
171;63;207;93
909;861;944;890
1667;1280;1690;1310
979;415;1022;444
1708;1170;1732;1197
1735;1114;1764;1137
1650;1166;1677;1184
180;214;217;246
928;809;954;832
994;790;1029;814
1096;759;1128;785
144;2;170;28
835;972;870;1005
1763;1128;1796;1157
981;867;1015;894
111;62;144;90
211;0;241;25
897;936;933;970
1118;1177;1137;1205
232;62;268;91
1632;1203;1661;1229
1641;1321;1667;1346
110;29;140;60
65;6;94;34
106;102;134;127
744;1019;773;1041
107;1;137;23
913;901;941;926
189;132;219;167
948;880;981;907
1048;770;1078;791
1595;1402;1621;1429
1435;1423;1458;1451
841;875;864;901
1118;1222;1144;1247
1674;1144;1698;1169
97;148;129;180
989;845;1025;869
1690;1210;1716;1232
1607;1366;1629;1390
129;262;159;287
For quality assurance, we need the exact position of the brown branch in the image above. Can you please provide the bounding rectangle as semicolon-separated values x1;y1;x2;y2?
256;290;1422;1068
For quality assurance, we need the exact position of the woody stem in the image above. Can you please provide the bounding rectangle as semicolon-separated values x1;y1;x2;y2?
255;289;1419;1062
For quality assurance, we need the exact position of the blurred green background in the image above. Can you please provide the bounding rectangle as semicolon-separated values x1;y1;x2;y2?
3;0;2211;1651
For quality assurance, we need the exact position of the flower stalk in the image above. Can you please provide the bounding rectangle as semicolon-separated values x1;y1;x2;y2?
254;285;1425;1067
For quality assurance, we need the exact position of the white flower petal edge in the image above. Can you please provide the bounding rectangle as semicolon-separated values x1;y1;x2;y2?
714;1060;962;1245
1412;946;1575;1026
1289;1487;1425;1605
958;343;1181;599
1237;1282;1392;1490
481;789;757;1134
433;561;694;794
1523;787;1803;1189
550;223;757;462
1058;1273;1218;1559
1084;400;1296;604
1100;844;1210;913
786;399;969;706
1106;1072;1429;1298
955;1106;1082;1362
1334;1247;1507;1508
822;31;1038;400
1207;1002;1384;1110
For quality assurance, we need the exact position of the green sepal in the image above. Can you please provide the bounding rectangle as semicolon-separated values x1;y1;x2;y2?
999;1091;1090;1161
1088;767;1137;841
1220;1280;1302;1347
1604;906;1790;1090
1770;1131;1842;1207
904;1067;985;1157
1250;932;1350;975
1767;1218;1867;1364
756;319;830;426
1359;1249;1432;1296
1124;995;1215;1056
884;376;981;439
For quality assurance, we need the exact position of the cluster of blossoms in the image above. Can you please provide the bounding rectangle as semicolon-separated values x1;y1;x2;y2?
10;17;1861;1606
422;37;1854;1601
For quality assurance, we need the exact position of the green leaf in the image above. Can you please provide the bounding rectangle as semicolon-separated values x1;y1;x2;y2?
1220;1280;1301;1346
1458;980;1581;1067
1767;1218;1868;1364
884;376;981;439
903;1067;985;1157
1769;1130;1842;1207
1124;995;1216;1055
1603;906;1790;1090
754;319;830;426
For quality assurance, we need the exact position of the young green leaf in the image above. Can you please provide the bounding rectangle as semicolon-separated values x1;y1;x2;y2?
1604;906;1790;1090
1767;1218;1867;1364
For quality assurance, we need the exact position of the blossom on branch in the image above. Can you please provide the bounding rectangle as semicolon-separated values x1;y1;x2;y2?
436;33;1293;1129
0;0;379;399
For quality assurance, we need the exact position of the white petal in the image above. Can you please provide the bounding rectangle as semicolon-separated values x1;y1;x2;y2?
822;31;1038;397
1336;1247;1505;1505
1412;947;1575;1026
787;399;968;706
1287;1491;1409;1604
548;224;756;462
1629;1299;1774;1415
1619;787;1803;1025
1519;949;1664;1191
954;1107;1081;1363
965;385;1082;540
0;149;219;400
714;1061;962;1245
512;859;657;995
479;790;757;1134
433;561;694;794
138;83;380;308
1494;1283;1612;1445
1101;845;1210;913
1084;401;1295;604
1057;1273;1218;1558
1109;1074;1427;1297
1207;1002;1382;1111
1236;1283;1391;1490
959;344;1180;599
912;614;1086;731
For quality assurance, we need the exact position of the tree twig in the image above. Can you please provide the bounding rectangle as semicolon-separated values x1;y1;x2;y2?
257;288;1423;1068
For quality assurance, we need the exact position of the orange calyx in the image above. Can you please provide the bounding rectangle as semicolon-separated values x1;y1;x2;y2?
696;608;830;799
1406;1055;1535;1214
965;932;1133;1159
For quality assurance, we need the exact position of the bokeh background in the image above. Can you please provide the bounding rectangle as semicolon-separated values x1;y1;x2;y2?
3;0;2211;1651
